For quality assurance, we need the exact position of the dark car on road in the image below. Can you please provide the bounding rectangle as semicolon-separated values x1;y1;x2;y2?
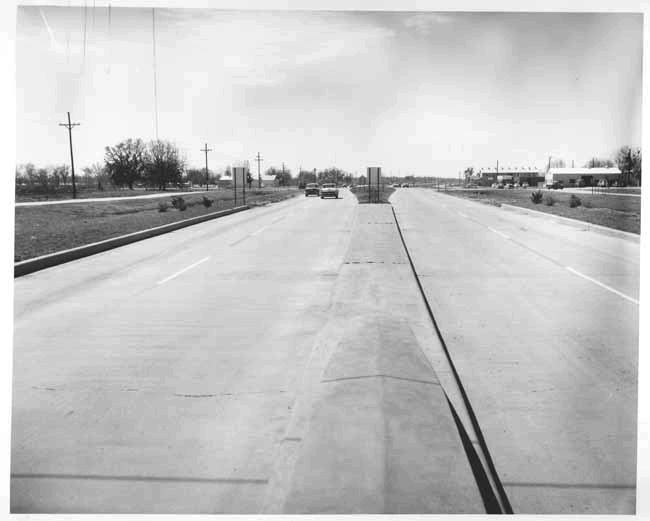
305;183;320;196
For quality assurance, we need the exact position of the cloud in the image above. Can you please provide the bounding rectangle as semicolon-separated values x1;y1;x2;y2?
403;12;454;34
176;12;394;87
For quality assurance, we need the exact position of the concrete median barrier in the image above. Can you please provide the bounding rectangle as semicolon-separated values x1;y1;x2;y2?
14;205;249;277
278;205;485;514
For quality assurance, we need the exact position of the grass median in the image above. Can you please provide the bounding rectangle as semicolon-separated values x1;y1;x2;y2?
440;188;640;234
15;188;298;262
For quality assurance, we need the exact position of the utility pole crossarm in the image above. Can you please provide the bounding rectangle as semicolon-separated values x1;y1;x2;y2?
59;111;80;199
200;143;212;191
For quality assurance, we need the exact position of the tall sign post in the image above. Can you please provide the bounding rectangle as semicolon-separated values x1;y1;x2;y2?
367;166;381;203
233;167;247;207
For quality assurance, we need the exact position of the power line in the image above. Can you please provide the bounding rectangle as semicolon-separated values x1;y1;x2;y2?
59;112;80;199
106;3;111;74
152;7;159;140
83;0;88;64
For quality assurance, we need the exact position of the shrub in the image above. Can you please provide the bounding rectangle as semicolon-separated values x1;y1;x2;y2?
202;196;213;208
157;201;168;212
530;190;543;204
569;194;582;208
171;196;187;211
544;195;556;206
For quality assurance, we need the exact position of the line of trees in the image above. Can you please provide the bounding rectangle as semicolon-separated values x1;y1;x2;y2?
16;162;112;193
104;138;186;190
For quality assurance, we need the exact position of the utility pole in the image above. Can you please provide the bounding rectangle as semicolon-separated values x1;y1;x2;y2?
255;152;263;188
59;112;80;199
201;143;212;191
282;162;285;188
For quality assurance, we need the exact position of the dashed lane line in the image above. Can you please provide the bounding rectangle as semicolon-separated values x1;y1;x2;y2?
251;225;269;236
157;257;210;285
487;226;511;240
565;266;639;305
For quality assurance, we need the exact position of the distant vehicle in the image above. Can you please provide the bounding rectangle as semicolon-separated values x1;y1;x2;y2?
320;183;339;199
496;183;505;189
392;183;401;188
506;183;515;189
402;183;410;188
491;183;499;188
521;182;529;188
546;181;564;190
305;183;320;196
466;183;479;188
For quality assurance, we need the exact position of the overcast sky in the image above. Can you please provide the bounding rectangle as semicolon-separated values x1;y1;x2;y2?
15;8;642;176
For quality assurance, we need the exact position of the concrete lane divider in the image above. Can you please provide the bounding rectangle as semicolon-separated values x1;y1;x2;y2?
14;206;249;278
277;205;487;514
282;315;486;514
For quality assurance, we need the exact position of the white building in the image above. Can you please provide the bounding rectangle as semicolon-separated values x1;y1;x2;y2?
545;167;620;187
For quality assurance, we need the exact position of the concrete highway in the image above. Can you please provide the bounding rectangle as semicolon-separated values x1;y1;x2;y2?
12;193;358;513
392;188;639;514
12;186;640;514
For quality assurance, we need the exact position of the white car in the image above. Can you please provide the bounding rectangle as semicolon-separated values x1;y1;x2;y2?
319;183;339;199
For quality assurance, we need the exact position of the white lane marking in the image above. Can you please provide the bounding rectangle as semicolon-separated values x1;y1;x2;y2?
157;257;210;285
565;266;639;305
487;226;510;240
228;236;249;246
458;212;469;218
271;215;286;224
251;225;269;236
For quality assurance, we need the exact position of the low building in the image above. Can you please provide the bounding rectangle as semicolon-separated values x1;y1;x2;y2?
477;166;544;186
545;167;620;187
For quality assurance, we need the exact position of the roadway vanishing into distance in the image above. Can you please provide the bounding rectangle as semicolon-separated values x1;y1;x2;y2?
12;187;639;514
392;188;639;514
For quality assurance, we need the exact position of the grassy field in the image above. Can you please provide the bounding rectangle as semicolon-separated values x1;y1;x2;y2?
15;188;298;261
442;188;641;234
350;185;396;204
14;186;208;202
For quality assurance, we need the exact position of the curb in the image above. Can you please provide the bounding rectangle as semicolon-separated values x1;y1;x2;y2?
14;205;249;278
499;203;640;242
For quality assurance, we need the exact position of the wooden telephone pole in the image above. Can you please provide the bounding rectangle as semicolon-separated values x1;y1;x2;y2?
255;152;263;189
201;143;212;190
58;112;80;199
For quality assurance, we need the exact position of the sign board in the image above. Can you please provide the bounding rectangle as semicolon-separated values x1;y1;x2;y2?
232;167;247;205
367;167;381;187
233;167;247;187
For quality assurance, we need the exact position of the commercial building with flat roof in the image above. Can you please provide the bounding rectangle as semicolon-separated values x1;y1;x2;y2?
545;167;620;187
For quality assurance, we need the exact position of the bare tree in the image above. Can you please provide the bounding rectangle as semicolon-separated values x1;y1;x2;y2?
144;140;185;190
